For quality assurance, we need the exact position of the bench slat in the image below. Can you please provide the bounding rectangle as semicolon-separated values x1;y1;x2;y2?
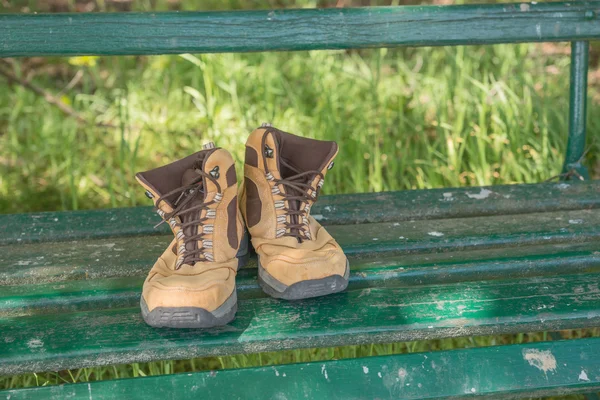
4;337;600;399
2;2;600;57
2;272;600;375
1;181;598;245
3;251;599;318
1;208;597;286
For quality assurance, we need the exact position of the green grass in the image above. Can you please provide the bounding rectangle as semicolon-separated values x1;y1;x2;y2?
1;0;600;396
2;44;597;213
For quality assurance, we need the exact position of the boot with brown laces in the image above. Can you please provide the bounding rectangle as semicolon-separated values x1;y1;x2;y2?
240;124;349;300
135;143;247;328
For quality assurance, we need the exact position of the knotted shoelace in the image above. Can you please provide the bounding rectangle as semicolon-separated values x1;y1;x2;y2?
261;133;323;243
154;170;221;268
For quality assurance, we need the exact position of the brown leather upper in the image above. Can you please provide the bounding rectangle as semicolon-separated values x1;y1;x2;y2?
241;126;347;286
135;145;243;312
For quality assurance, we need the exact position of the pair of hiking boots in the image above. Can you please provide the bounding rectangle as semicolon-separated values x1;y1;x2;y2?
135;125;349;328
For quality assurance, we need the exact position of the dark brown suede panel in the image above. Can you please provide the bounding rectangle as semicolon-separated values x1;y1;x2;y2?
270;128;337;178
226;165;237;187
244;177;262;228
245;145;259;168
227;195;238;249
136;148;218;206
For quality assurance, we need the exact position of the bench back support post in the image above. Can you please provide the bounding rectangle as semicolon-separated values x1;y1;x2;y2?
562;40;590;180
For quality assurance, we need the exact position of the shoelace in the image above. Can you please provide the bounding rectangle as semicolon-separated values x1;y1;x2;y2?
261;132;323;242
154;170;221;268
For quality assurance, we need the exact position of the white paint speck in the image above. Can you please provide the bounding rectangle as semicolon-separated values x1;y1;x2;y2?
321;365;329;380
471;388;476;393
282;373;286;377
520;3;530;11
393;222;400;226
399;236;406;240
579;370;590;381
27;338;44;349
428;231;444;237
569;219;583;224
378;372;382;378
312;214;324;221
324;206;332;212
466;188;492;199
556;183;570;190
86;243;116;248
442;192;454;201
275;369;280;376
88;382;93;400
373;238;379;241
363;366;369;374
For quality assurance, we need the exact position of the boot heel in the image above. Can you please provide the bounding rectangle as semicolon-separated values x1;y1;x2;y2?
236;229;250;269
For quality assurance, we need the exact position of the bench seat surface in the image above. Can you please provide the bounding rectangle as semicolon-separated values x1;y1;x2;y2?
0;181;599;378
5;337;600;400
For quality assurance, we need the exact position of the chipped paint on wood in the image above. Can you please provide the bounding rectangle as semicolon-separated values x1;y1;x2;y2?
466;188;493;199
523;349;557;376
8;337;599;400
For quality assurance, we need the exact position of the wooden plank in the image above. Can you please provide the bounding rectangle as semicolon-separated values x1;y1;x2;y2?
2;273;600;375
2;2;600;57
2;242;600;318
1;181;598;245
1;208;598;286
4;337;600;399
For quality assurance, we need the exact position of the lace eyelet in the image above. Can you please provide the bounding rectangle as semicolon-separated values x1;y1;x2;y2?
264;145;274;158
209;166;220;179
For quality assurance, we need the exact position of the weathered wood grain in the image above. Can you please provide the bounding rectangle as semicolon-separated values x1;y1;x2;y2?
1;182;599;245
2;273;600;375
2;208;598;285
4;337;600;399
2;2;600;57
2;242;600;318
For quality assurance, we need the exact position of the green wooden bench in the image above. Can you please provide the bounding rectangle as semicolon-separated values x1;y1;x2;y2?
2;2;600;398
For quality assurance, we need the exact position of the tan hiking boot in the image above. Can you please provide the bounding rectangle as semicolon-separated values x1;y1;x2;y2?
240;124;349;300
135;143;247;328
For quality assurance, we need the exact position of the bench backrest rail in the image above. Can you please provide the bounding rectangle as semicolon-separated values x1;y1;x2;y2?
1;2;598;178
565;41;590;179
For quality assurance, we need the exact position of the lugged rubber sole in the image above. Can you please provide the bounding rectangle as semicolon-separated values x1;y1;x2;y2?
139;230;249;329
258;258;350;300
140;291;237;328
